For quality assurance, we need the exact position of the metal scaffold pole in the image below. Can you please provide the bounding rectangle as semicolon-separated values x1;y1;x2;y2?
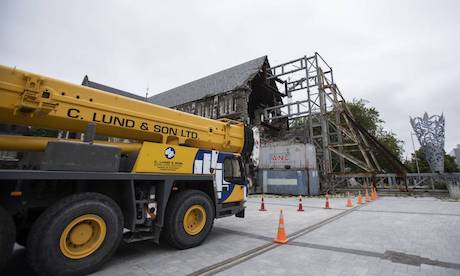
263;53;407;192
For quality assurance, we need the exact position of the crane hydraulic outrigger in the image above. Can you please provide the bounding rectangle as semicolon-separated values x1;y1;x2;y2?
0;65;255;275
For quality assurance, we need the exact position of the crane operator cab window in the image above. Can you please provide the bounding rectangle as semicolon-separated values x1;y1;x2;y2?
221;156;246;203
223;157;242;182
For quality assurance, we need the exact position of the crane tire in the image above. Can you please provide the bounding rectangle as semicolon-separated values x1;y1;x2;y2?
27;193;123;276
163;190;214;249
0;206;15;271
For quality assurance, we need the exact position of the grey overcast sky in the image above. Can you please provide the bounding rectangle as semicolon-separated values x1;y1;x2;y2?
1;0;459;157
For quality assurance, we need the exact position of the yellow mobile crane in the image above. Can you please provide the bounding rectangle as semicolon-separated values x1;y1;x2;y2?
0;65;255;275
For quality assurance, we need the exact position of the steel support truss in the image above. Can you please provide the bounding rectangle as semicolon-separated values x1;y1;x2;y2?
262;53;406;191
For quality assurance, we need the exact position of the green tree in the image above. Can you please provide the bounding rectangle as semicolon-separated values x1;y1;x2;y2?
405;149;459;173
346;99;383;136
404;149;430;173
345;98;405;171
377;130;404;160
445;154;460;172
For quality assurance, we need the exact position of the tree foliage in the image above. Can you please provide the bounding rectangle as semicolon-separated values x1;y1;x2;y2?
377;130;404;161
445;154;460;172
404;149;459;173
345;99;405;171
346;99;383;136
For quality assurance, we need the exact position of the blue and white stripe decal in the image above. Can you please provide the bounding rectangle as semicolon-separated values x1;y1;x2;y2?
193;150;237;203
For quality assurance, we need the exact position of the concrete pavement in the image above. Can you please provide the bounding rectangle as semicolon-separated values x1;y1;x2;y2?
4;195;460;276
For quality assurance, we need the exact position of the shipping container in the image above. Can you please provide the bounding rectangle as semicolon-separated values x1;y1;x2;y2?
258;142;317;170
258;169;319;196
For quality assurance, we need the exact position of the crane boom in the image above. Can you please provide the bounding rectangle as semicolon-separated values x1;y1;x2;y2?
0;65;252;155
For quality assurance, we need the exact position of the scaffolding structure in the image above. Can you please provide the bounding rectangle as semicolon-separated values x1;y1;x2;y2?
262;53;406;190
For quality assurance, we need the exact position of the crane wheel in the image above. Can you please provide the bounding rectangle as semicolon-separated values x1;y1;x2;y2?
163;190;214;249
27;193;123;276
0;206;16;271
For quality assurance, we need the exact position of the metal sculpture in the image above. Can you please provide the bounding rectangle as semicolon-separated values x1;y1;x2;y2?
410;113;445;173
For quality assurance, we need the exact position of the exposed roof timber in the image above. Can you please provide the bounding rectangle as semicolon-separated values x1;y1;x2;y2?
149;56;279;107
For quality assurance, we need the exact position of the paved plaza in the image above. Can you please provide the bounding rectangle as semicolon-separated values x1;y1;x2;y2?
5;195;460;276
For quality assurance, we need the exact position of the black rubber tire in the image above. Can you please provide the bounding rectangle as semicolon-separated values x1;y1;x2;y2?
27;193;123;276
0;207;16;271
163;190;215;249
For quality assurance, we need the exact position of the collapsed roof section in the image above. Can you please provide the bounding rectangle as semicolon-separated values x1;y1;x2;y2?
148;56;281;107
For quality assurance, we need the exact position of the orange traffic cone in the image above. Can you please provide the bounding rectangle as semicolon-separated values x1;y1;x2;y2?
346;192;353;207
324;193;331;209
357;191;363;205
297;195;304;212
371;188;376;201
365;189;370;203
259;194;267;211
274;209;288;244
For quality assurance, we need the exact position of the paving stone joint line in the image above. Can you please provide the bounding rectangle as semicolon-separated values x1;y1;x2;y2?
214;214;460;271
187;203;363;276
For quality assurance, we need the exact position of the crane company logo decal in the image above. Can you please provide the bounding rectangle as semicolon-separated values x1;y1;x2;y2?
153;159;184;171
164;147;175;159
66;108;198;139
154;147;183;172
